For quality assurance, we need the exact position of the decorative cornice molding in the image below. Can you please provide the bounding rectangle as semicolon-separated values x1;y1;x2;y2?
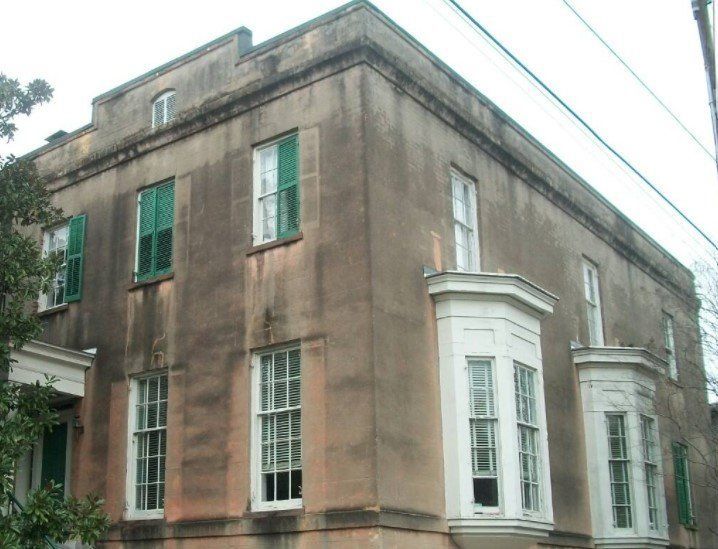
572;346;667;379
426;271;558;318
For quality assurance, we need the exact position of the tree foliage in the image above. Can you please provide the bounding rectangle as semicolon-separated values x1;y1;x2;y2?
0;74;110;547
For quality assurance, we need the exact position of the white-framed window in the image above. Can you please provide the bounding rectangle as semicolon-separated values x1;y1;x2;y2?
468;358;498;509
152;90;176;127
127;373;168;518
451;171;479;272
606;414;632;528
582;260;604;346
515;364;541;512
252;134;300;245
640;415;659;530
662;312;678;379
41;223;69;309
252;347;302;510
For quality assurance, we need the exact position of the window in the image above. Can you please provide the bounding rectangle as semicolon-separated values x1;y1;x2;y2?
468;359;498;508
152;91;176;127
606;414;632;528
129;374;168;515
40;215;86;309
135;181;174;281
451;172;478;272
254;348;302;508
582;260;604;345
253;135;300;245
662;312;678;379
673;442;695;527
641;415;659;530
515;364;540;512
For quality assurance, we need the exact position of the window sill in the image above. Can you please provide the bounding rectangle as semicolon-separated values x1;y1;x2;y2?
245;505;304;518
37;303;69;317
247;232;303;256
128;273;174;291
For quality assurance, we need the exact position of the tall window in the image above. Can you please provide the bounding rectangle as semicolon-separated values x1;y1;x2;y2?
451;172;478;272
152;91;176;127
253;135;300;245
468;359;498;508
662;313;678;379
673;442;695;527
606;414;632;528
256;348;302;507
42;224;68;309
515;364;540;512
641;415;659;530
582;260;604;345
135;181;174;281
131;374;168;515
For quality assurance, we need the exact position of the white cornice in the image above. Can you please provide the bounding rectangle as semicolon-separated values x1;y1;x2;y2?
572;346;667;378
426;271;558;318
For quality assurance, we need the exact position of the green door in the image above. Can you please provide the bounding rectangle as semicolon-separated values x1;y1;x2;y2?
41;422;67;490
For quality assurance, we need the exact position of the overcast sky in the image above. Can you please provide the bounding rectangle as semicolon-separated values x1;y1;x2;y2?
3;0;716;268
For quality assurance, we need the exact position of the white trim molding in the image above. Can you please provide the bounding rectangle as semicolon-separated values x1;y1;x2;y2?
7;340;94;397
573;346;669;549
427;271;557;548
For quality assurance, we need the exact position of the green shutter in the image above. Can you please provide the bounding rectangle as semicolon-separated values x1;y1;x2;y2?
41;422;67;489
277;135;299;238
155;183;174;275
137;188;157;280
65;215;86;302
673;442;694;527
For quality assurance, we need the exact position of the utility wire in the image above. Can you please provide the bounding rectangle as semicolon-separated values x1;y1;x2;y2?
445;0;718;255
562;0;717;164
422;0;712;261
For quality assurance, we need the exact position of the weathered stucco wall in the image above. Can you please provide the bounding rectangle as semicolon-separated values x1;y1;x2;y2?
29;1;716;547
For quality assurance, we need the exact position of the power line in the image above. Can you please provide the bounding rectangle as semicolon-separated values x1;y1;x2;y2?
421;0;712;261
562;0;717;164
444;0;718;255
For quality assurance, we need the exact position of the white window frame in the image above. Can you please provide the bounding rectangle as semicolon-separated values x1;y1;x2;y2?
662;312;678;380
152;90;176;128
467;357;500;513
515;363;542;514
40;222;69;311
640;415;660;530
125;372;168;520
250;345;303;511
606;413;632;529
451;171;479;272
582;260;605;346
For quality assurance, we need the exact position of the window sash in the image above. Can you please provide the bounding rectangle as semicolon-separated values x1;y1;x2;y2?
42;224;69;309
132;374;168;513
606;414;632;528
583;262;604;345
257;349;302;504
518;425;540;511
663;313;678;378
451;173;477;272
641;415;659;529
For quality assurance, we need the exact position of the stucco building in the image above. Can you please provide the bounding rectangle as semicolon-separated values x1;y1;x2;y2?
14;2;717;547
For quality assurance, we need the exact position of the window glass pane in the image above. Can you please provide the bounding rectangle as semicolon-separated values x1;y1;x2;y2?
43;224;69;309
133;374;168;512
258;348;302;503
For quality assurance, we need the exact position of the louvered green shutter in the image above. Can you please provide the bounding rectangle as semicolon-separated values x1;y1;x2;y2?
137;188;157;281
65;215;86;302
673;443;694;526
155;183;174;275
41;422;67;488
277;135;299;238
